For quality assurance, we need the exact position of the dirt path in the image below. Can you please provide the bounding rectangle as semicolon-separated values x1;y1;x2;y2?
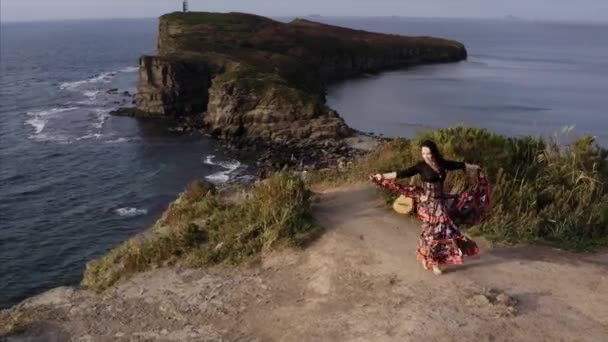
3;184;608;341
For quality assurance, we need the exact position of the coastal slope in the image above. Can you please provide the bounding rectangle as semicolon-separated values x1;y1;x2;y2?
134;12;467;147
3;184;607;341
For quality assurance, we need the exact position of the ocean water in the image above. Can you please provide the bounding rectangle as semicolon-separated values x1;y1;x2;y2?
1;17;607;309
324;18;608;145
0;19;251;308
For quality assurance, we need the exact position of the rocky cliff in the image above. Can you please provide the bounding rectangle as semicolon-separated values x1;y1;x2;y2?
135;12;468;147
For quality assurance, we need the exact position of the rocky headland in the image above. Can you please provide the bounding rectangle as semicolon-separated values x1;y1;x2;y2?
116;11;467;172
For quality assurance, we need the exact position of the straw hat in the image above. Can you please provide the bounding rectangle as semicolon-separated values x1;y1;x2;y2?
393;195;414;215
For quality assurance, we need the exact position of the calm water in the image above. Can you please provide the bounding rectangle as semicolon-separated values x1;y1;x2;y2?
1;17;607;308
323;18;608;145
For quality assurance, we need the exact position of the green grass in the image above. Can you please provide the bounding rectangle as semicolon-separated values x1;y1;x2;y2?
81;173;320;292
310;127;608;250
213;65;283;93
161;12;277;30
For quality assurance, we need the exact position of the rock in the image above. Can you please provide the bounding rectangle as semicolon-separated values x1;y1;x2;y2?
109;107;137;117
21;287;78;308
107;88;119;94
135;56;215;118
496;293;517;307
472;294;491;305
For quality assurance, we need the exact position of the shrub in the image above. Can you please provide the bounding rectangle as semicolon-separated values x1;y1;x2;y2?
311;127;608;250
82;173;319;291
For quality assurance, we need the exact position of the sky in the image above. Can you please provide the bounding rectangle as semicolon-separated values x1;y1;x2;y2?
1;0;608;23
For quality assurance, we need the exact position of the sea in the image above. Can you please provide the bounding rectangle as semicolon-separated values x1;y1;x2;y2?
1;17;607;308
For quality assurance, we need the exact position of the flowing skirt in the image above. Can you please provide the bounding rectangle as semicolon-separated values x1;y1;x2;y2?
372;172;490;269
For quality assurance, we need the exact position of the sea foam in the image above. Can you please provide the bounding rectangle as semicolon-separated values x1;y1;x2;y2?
204;155;243;184
115;207;148;217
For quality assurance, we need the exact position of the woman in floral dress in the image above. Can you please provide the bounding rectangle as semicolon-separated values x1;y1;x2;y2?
371;140;490;275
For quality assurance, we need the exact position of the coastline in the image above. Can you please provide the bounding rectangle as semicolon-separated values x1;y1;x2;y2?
2;14;604;340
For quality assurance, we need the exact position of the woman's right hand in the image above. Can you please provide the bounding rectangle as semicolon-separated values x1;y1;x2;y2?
370;173;383;181
370;172;397;181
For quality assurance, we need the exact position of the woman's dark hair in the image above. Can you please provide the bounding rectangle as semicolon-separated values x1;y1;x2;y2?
420;140;445;166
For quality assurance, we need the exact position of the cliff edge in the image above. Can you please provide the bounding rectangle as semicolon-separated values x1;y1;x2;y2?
2;184;607;341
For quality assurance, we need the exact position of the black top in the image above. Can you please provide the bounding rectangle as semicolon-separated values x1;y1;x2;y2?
396;160;465;183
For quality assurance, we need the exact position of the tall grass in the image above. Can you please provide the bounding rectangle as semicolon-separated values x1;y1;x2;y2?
81;173;319;291
311;127;608;250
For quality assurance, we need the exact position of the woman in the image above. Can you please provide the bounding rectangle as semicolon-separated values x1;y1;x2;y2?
371;140;488;275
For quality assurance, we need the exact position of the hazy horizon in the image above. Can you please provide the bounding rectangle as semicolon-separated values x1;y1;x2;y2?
2;0;607;23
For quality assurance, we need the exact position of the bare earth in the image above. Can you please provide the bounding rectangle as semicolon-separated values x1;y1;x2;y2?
2;184;608;342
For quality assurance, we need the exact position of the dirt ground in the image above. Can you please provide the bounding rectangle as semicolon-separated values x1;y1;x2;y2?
2;184;607;342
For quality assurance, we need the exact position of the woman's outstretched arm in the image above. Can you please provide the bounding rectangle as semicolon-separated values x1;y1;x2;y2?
444;160;480;171
396;163;421;178
372;163;420;181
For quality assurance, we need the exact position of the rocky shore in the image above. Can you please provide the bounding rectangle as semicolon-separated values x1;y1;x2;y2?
111;104;384;176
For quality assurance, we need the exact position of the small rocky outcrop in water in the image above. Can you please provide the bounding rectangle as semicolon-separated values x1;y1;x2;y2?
133;12;467;148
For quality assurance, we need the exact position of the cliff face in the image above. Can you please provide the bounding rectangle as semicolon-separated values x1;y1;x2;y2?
135;56;216;117
135;12;467;146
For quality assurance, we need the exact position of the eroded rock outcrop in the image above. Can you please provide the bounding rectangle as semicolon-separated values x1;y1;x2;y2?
135;56;217;117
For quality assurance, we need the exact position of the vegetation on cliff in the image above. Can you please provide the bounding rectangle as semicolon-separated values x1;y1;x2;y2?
158;11;466;86
311;127;608;250
82;174;319;291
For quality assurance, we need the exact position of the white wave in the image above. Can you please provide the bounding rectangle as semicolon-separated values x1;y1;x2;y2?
29;133;72;144
26;107;80;117
203;155;217;165
25;107;80;135
105;137;138;144
25;118;47;133
120;66;139;73
115;207;148;217
75;133;103;140
205;171;231;183
218;160;241;170
93;109;109;129
83;90;100;100
105;137;141;144
203;155;243;184
204;155;241;170
60;72;115;91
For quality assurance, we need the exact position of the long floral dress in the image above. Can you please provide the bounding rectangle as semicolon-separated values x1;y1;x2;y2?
372;161;490;269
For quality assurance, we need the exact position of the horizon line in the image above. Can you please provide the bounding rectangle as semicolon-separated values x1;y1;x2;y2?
2;13;607;26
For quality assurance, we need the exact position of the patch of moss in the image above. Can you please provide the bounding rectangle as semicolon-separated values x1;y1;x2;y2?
213;65;282;93
0;310;35;335
161;11;277;30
